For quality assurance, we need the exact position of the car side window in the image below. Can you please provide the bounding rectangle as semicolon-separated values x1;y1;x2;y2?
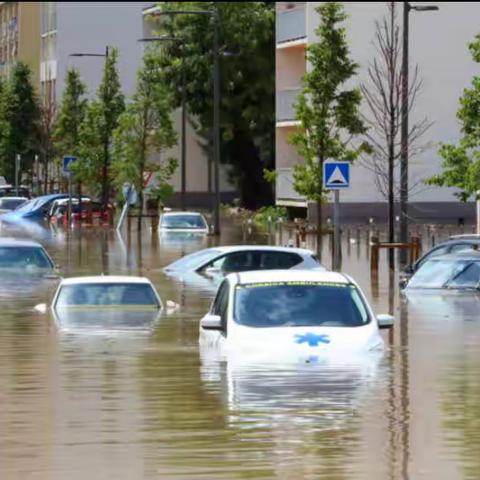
211;279;229;335
416;246;450;269
259;252;303;269
450;243;480;254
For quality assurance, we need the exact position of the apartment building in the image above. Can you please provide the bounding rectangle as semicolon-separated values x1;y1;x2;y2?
35;2;235;206
0;2;40;84
276;2;480;222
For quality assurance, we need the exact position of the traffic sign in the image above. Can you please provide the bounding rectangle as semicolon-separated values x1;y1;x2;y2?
323;161;350;189
63;156;77;175
122;182;137;205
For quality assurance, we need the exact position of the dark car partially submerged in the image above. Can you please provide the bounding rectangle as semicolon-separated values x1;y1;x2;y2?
403;252;480;291
402;236;480;282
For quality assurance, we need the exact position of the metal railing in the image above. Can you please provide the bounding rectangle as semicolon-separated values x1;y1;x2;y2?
276;5;306;44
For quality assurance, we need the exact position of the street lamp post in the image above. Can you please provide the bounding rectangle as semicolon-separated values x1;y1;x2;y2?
138;36;187;211
148;4;221;234
399;2;438;263
69;47;110;214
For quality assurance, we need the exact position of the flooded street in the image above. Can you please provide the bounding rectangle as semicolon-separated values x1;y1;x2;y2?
0;219;479;480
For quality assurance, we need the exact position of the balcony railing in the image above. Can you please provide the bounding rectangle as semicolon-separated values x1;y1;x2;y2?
276;88;301;123
276;5;306;44
276;168;305;203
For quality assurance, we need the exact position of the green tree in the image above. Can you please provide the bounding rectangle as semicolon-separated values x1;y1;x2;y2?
53;67;88;156
426;35;480;201
152;1;274;208
289;2;368;257
111;51;178;228
76;48;124;204
0;62;40;183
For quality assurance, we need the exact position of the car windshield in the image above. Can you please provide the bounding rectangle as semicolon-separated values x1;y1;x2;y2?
0;198;26;210
0;246;53;270
408;258;480;289
55;283;160;308
234;281;370;328
165;249;222;271
161;214;207;230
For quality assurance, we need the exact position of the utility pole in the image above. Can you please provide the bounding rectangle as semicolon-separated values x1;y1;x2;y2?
102;45;110;215
400;2;438;264
212;3;221;235
399;1;410;264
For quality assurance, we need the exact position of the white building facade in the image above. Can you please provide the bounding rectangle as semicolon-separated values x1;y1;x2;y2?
276;2;480;222
39;2;235;207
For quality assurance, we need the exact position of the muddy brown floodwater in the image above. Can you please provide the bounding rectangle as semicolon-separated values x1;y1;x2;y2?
0;218;479;479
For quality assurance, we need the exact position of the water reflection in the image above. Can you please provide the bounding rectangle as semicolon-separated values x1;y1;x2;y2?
0;222;478;479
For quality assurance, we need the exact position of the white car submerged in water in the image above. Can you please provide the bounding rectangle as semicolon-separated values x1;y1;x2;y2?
200;270;394;361
159;211;210;233
36;276;163;333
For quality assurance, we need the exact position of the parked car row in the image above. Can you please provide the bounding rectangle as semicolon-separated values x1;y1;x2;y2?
0;234;392;359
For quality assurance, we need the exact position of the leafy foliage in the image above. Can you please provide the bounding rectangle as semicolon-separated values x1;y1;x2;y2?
151;2;275;208
426;35;480;201
75;48;125;197
53;68;88;156
289;2;368;203
0;62;40;182
111;51;178;210
252;205;287;226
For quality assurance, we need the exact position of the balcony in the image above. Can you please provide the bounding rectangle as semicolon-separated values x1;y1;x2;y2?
276;5;306;45
276;168;306;206
276;88;301;124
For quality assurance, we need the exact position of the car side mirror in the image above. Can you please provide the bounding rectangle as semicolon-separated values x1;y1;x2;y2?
34;303;48;314
202;266;221;277
377;314;394;329
404;264;414;275
200;314;222;331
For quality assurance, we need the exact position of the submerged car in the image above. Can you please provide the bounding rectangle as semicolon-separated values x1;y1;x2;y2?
48;197;111;223
41;276;163;332
0;193;69;223
164;246;323;278
200;270;394;359
0;185;30;198
0;238;55;275
403;252;480;290
0;196;28;214
159;211;210;233
402;236;480;281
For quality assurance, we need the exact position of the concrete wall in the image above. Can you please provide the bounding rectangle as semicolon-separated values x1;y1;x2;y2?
56;2;148;99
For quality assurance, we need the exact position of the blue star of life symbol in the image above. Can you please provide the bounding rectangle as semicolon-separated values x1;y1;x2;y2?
294;332;331;347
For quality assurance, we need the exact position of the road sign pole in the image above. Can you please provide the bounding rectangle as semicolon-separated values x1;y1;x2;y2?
68;171;73;228
333;190;341;271
15;154;20;196
323;161;349;272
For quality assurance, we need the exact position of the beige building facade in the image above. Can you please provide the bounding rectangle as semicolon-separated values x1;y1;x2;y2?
0;2;40;85
276;2;480;222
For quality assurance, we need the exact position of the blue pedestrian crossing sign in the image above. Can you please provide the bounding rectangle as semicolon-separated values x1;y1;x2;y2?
323;161;350;189
63;156;77;175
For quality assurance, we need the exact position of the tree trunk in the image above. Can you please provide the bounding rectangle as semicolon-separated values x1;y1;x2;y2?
229;129;274;209
388;1;395;271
